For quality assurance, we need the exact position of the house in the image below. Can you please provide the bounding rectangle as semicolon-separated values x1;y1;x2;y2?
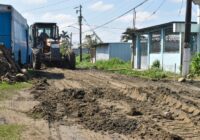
131;21;199;73
93;43;132;62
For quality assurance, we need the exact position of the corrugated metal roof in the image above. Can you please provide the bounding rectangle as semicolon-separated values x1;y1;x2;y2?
94;42;131;48
124;21;197;35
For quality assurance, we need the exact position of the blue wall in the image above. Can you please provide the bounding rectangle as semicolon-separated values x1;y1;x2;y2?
95;43;131;62
96;45;109;61
0;12;11;48
0;5;29;65
109;43;131;62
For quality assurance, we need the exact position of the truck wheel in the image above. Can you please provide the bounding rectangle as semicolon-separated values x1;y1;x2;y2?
68;51;76;70
32;51;41;70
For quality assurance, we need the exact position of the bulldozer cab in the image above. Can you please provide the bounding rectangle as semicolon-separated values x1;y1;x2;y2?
30;23;59;50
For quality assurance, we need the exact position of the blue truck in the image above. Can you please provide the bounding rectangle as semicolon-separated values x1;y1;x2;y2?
0;4;75;69
0;4;30;65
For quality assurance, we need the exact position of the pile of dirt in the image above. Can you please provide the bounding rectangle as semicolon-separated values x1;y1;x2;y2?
29;80;138;135
29;79;185;140
0;47;27;82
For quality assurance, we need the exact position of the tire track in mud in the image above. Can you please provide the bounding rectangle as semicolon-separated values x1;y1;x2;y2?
31;68;200;140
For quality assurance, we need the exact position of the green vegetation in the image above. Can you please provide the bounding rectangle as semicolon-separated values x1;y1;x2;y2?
76;54;174;79
0;82;31;91
152;60;160;69
0;82;31;101
191;53;200;76
76;54;94;69
0;124;23;140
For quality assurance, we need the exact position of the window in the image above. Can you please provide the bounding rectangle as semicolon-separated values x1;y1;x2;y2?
164;28;179;53
151;31;161;53
140;36;148;56
37;27;53;38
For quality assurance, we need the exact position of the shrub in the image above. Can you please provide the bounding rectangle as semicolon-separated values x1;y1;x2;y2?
151;60;160;69
191;53;200;76
94;58;126;70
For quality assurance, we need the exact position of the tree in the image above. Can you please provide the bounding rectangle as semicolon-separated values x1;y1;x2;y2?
121;28;135;42
60;31;71;56
83;34;98;49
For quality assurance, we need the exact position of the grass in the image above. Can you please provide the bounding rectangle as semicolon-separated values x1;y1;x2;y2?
0;82;32;101
76;54;175;79
0;82;32;91
0;124;23;140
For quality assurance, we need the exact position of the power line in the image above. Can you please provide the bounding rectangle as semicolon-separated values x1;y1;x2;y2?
83;0;149;33
179;0;184;15
22;0;71;12
150;0;166;16
83;24;126;30
82;17;103;42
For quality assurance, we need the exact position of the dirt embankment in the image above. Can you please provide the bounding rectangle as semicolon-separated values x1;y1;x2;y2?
28;69;200;140
0;46;27;82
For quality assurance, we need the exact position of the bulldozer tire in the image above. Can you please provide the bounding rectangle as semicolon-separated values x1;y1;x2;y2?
32;50;41;70
68;51;76;70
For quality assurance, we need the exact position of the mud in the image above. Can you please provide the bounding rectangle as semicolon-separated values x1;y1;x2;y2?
30;83;138;135
26;68;200;140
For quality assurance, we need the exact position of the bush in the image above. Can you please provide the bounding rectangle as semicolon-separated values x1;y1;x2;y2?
95;58;127;70
191;53;200;76
76;54;91;63
60;41;70;56
152;60;160;69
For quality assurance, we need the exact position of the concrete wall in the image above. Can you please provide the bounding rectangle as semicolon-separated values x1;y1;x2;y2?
150;53;181;73
134;52;181;73
141;56;148;69
149;53;162;66
109;43;131;62
134;56;148;69
163;53;181;73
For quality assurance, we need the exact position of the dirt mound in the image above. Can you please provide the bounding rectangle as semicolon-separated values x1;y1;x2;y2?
29;79;186;139
0;47;27;82
30;84;138;134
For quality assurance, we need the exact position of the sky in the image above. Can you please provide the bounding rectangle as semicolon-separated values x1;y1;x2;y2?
0;0;199;46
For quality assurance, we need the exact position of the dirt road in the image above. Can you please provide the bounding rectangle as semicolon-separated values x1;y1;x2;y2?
1;68;200;140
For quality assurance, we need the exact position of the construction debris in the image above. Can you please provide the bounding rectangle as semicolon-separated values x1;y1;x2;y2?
0;45;28;83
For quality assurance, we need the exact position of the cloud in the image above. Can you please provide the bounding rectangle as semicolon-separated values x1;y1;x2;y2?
22;12;76;31
118;11;157;23
89;1;114;12
20;0;47;5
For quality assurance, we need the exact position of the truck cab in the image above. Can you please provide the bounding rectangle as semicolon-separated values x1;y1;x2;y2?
29;23;59;53
29;22;75;70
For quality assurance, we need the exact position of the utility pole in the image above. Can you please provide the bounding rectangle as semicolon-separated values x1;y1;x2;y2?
70;32;72;49
133;9;136;29
182;0;192;77
131;9;136;69
75;5;83;62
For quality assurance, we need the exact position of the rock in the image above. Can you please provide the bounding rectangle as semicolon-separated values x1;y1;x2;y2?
15;73;27;82
187;79;193;83
163;111;174;120
2;77;10;83
178;77;186;82
21;68;28;75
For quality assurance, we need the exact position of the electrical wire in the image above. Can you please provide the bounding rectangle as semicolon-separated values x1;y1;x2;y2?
82;17;103;42
22;0;71;12
179;0;184;16
150;0;166;17
83;0;149;33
